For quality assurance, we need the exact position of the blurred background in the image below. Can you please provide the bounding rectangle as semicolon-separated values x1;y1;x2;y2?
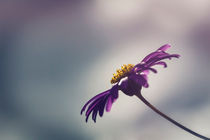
0;0;210;140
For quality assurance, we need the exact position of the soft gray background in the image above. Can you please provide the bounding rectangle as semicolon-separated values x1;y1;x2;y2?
0;0;209;140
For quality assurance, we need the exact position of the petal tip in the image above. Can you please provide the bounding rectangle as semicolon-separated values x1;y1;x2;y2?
158;44;171;51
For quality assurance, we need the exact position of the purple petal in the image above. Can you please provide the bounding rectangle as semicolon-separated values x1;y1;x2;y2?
80;90;110;115
141;74;149;88
143;82;149;88
145;53;171;66
106;84;119;112
106;96;112;112
86;98;101;116
151;61;167;68
146;67;157;73
82;85;119;122
135;44;179;74
143;70;149;75
92;107;98;123
146;54;180;67
135;66;157;74
85;99;101;122
98;97;108;117
157;44;171;51
141;44;171;63
85;96;108;122
141;52;166;63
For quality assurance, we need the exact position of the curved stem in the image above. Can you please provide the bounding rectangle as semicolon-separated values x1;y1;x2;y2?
136;93;210;140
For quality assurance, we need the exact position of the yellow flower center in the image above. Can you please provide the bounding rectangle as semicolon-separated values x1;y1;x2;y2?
111;64;134;84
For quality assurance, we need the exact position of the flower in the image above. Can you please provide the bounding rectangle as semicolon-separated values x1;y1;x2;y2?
81;44;180;122
80;45;210;140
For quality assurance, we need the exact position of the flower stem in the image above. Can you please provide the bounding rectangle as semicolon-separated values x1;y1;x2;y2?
136;93;210;140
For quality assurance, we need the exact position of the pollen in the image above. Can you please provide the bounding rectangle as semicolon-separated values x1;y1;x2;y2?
111;64;134;84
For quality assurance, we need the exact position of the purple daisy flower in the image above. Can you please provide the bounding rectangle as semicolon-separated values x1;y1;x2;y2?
81;44;209;140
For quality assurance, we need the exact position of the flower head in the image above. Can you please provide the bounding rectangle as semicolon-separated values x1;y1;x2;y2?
81;44;180;122
80;45;210;140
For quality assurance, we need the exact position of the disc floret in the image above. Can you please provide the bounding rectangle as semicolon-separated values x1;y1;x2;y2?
111;64;134;84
